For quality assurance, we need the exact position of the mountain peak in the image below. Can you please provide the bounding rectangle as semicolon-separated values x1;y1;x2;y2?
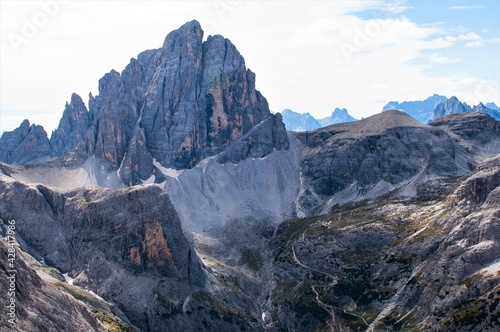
162;19;203;49
20;119;31;129
318;107;356;127
432;96;471;120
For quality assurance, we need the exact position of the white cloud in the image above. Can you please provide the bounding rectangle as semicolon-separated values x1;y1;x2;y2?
465;41;483;48
449;5;485;10
429;53;461;64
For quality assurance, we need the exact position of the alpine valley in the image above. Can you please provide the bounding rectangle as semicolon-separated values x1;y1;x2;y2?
1;21;499;332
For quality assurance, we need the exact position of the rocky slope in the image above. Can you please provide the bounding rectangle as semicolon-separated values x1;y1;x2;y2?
1;110;499;332
266;155;500;331
0;238;135;331
0;177;264;331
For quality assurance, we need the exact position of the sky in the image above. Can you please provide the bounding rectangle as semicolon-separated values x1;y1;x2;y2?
1;0;499;134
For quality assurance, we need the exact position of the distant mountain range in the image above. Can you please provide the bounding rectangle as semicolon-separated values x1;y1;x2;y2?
282;107;357;131
383;94;500;123
283;95;500;132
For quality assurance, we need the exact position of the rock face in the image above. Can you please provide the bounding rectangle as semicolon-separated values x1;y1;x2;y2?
0;120;51;165
216;113;289;164
1;20;500;332
0;241;102;331
0;179;214;331
0;239;135;331
1;20;288;187
430;112;500;149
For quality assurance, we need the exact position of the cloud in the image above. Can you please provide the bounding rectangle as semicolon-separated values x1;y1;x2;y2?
449;5;485;10
465;41;483;48
429;53;461;64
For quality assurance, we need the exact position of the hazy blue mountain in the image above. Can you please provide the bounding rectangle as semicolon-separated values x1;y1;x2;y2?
432;96;471;120
431;97;500;121
472;102;500;120
382;94;448;123
485;102;500;111
281;109;321;131
281;108;357;131
318;108;357;127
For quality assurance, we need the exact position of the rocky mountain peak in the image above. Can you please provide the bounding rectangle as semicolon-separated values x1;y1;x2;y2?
0;120;50;165
50;93;90;157
318;107;356;127
432;95;471;120
0;21;288;186
162;19;203;50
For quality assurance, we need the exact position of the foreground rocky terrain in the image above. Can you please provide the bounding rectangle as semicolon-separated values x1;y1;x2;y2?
1;20;499;331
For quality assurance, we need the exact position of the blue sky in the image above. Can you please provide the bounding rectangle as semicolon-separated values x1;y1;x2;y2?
1;0;499;134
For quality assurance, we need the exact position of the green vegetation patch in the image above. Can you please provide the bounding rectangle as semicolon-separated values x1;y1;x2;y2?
272;278;330;320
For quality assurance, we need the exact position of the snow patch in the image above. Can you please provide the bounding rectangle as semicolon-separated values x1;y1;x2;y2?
153;159;183;179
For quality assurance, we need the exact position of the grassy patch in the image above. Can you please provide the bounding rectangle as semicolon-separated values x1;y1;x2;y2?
191;291;256;329
272;279;329;320
95;312;135;332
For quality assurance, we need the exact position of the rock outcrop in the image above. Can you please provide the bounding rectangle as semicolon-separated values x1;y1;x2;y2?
0;239;135;331
0;179;211;331
430;112;500;148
